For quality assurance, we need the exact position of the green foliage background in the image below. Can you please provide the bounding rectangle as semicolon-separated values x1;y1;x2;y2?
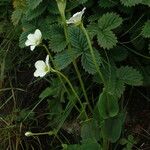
0;0;150;149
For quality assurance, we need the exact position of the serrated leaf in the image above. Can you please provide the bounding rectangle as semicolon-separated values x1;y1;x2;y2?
87;23;99;39
98;12;123;30
141;20;150;38
81;49;102;74
45;24;67;52
26;0;43;10
107;78;125;99
49;35;67;52
97;30;117;49
120;0;142;7
68;27;88;52
98;90;119;119
117;66;143;86
47;0;59;14
54;49;82;70
25;3;46;21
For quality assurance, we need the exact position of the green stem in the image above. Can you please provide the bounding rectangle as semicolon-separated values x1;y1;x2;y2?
80;23;106;86
60;12;92;113
120;43;150;60
53;69;88;119
42;44;82;112
42;44;70;95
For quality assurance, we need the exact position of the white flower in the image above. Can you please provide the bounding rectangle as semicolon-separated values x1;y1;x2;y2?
34;55;50;77
66;7;86;25
25;29;42;51
25;131;32;137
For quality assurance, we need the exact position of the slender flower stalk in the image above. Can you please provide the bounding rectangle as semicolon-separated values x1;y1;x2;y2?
52;69;88;119
24;131;63;143
80;23;106;86
56;3;92;113
42;45;81;113
25;131;54;137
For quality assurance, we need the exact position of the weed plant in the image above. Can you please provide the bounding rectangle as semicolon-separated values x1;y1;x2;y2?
0;0;150;149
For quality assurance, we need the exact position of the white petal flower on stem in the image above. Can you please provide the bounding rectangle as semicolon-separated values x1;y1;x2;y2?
25;29;42;51
34;55;50;77
66;7;86;25
25;131;32;137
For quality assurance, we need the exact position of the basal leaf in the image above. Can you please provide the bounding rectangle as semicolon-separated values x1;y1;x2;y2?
101;112;126;143
98;90;119;119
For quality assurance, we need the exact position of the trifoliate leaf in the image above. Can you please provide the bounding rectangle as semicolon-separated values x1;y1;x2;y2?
120;0;142;7
97;30;117;49
81;49;102;74
117;66;143;86
141;20;150;38
98;12;123;30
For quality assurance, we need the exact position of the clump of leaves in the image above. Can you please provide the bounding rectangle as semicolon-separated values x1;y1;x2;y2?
3;0;149;149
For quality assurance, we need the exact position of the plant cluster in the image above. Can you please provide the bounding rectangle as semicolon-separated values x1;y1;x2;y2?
0;0;150;149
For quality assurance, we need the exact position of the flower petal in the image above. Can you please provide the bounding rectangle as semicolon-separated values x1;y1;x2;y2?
34;29;42;39
66;8;86;24
25;39;32;46
27;34;35;42
34;60;46;70
34;69;46;77
30;45;36;51
66;19;75;24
